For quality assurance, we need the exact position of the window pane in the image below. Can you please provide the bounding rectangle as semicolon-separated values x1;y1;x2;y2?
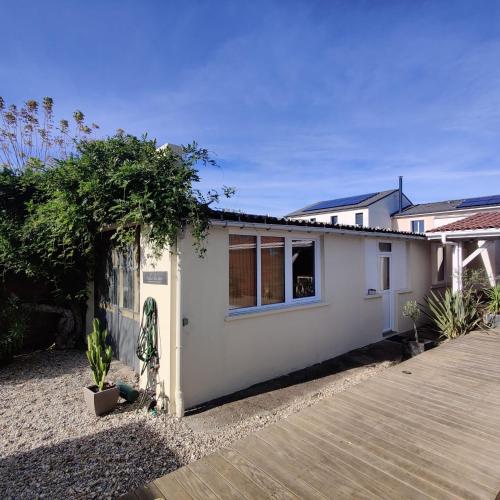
379;242;392;252
292;240;316;299
437;246;445;282
355;213;363;226
229;235;257;309
122;247;136;310
411;220;424;233
331;215;338;225
261;237;285;305
380;256;390;290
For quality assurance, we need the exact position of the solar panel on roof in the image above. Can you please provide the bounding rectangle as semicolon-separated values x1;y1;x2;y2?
457;195;500;209
302;192;378;213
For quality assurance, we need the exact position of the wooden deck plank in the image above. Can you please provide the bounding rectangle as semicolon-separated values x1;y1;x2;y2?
130;330;500;499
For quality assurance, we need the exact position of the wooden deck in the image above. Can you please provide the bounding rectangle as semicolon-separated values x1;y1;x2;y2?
126;330;500;499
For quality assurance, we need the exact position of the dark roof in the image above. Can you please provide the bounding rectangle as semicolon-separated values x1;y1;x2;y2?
209;209;425;238
286;189;399;217
395;194;500;217
427;212;500;233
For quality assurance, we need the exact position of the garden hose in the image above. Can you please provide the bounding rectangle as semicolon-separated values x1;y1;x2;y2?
136;297;159;376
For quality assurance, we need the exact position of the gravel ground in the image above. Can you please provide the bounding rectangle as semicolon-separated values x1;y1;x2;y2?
0;342;402;499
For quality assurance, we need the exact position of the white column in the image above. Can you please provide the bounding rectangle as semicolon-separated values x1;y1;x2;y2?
452;242;463;293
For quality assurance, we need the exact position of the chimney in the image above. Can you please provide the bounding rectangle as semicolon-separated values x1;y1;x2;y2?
398;176;403;213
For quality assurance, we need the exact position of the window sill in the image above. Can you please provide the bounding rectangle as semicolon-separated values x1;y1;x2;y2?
395;289;413;295
364;293;382;300
225;300;329;321
431;283;446;289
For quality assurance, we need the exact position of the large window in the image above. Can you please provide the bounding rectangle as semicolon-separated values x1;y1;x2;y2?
229;234;319;312
355;212;363;226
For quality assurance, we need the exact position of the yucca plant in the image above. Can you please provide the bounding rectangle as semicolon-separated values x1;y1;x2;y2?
86;318;113;391
424;289;481;339
485;286;500;315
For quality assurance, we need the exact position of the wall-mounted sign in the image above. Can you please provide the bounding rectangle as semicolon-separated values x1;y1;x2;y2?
143;271;168;285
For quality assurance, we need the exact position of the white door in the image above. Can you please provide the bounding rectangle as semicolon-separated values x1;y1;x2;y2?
379;255;393;333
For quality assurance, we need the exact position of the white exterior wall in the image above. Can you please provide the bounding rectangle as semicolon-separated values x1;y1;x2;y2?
176;226;430;410
293;208;369;226
138;236;173;410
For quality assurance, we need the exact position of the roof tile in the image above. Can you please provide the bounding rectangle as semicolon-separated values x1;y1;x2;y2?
427;211;500;232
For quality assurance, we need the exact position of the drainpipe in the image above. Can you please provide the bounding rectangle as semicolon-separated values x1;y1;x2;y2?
398;176;403;213
174;233;184;417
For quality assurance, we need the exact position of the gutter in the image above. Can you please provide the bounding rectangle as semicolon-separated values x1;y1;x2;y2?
426;228;500;240
174;233;184;417
211;219;425;241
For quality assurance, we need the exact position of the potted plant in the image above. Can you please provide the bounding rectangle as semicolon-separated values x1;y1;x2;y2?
485;286;500;327
403;300;425;356
83;318;119;416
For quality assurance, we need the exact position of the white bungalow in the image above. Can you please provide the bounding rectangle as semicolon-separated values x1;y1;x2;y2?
89;212;429;416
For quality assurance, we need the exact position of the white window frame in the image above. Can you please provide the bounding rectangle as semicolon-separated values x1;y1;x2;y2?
229;232;321;315
411;219;425;233
355;212;363;227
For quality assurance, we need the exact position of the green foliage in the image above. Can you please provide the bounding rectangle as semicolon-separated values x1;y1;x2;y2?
424;289;481;339
0;132;233;306
402;300;421;342
0;295;27;363
485;286;500;315
86;318;113;391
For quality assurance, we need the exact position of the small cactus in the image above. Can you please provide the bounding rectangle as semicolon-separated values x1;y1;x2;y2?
86;318;113;391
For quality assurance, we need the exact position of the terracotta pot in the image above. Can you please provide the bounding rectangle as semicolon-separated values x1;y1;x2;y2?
83;384;119;416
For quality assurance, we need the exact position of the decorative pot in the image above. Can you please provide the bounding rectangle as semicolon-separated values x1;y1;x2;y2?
83;384;119;416
407;340;425;357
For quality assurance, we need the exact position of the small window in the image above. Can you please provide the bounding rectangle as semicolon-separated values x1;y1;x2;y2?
229;235;257;310
292;239;316;299
436;245;445;283
380;256;390;291
355;213;363;226
411;220;425;233
379;242;392;253
261;237;285;305
331;215;338;225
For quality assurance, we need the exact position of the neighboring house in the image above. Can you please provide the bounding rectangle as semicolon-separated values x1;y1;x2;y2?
286;182;412;228
393;194;500;288
88;212;429;416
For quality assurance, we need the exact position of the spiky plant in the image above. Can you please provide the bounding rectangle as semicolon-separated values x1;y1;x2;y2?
424;289;481;339
86;318;113;391
485;286;500;315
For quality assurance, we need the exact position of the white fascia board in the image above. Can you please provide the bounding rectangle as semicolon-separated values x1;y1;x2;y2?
394;205;500;219
426;228;500;240
211;219;425;240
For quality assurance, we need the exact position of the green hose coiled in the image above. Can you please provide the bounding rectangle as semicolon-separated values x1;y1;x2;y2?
136;297;158;375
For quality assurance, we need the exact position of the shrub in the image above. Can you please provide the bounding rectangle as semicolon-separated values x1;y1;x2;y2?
402;300;421;342
0;296;27;364
86;318;113;391
424;289;481;339
485;286;500;315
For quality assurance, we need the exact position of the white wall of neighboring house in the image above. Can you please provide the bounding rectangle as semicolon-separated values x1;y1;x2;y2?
291;191;411;229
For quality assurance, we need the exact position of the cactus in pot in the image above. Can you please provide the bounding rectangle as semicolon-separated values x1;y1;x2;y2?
83;318;119;415
86;318;113;391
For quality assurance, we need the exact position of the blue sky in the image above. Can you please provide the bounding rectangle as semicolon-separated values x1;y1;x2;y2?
3;1;500;216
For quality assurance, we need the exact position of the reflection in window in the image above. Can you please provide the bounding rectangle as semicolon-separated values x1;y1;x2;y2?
292;240;316;299
379;242;392;252
380;256;390;291
261;237;285;305
122;247;137;310
437;246;445;283
229;235;257;309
